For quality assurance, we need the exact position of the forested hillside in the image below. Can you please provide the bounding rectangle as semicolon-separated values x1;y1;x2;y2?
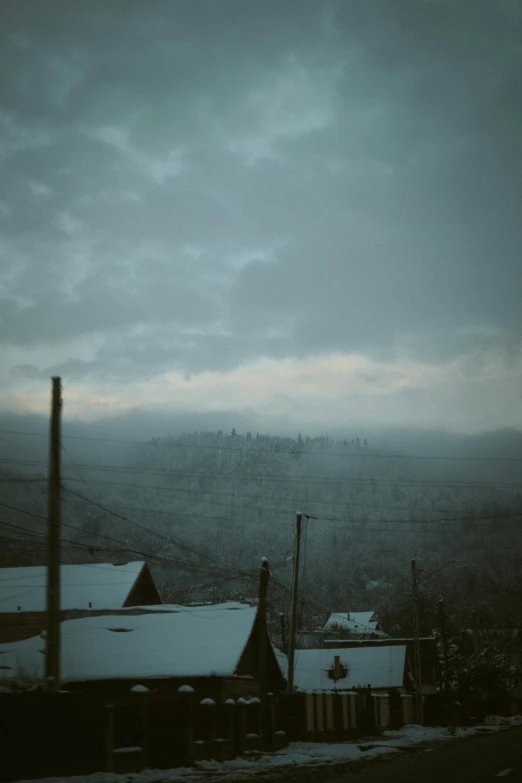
2;427;522;640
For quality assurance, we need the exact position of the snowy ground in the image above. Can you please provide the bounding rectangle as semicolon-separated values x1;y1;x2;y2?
15;716;522;783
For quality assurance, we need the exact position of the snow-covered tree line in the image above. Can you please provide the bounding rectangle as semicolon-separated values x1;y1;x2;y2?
1;428;522;644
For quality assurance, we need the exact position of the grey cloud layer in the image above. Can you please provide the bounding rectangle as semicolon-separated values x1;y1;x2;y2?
1;0;521;382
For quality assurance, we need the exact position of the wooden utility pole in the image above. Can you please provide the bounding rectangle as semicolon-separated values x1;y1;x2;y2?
286;512;302;693
258;557;270;696
45;377;62;692
411;559;423;724
439;598;449;693
258;558;271;748
279;613;287;653
472;610;477;654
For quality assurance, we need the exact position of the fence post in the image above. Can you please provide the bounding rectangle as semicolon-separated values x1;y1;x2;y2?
388;689;402;729
264;692;276;751
305;692;315;739
223;698;236;746
200;698;216;742
130;685;150;767
105;704;114;773
235;698;248;755
177;685;196;766
324;691;335;740
245;697;262;751
315;692;324;736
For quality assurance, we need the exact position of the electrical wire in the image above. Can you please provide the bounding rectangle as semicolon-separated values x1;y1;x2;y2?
2;428;522;462
0;495;302;598
61;485;279;576
3;455;522;490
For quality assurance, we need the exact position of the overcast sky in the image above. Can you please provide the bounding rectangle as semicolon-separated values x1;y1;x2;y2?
1;0;521;434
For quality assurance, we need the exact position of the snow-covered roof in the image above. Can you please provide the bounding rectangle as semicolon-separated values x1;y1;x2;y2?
0;562;147;613
322;611;383;635
293;645;407;691
0;603;257;682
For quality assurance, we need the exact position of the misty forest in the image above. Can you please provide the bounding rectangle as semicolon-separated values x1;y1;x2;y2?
2;415;522;670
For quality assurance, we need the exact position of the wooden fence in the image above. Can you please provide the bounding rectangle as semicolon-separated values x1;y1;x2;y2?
109;688;288;774
0;689;288;781
276;690;415;742
1;687;457;781
0;692;109;783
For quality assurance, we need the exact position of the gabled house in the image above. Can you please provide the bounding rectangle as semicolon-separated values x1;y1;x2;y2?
324;637;440;695
0;602;286;700
271;611;387;652
322;611;387;639
0;562;162;643
292;645;410;693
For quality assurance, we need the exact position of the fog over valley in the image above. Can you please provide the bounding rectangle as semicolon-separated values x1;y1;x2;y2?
1;0;522;676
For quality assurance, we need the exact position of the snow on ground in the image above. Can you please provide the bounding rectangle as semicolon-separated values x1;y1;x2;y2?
361;716;522;751
13;717;522;783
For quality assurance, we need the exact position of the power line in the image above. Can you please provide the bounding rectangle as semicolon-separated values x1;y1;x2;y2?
3;491;521;540
0;510;298;599
0;500;47;522
2;489;520;614
2;471;258;578
0;519;118;556
54;472;522;493
61;495;491;523
0;502;236;575
0;491;304;597
59;483;522;528
2;427;522;462
0;518;231;577
3;455;522;490
0;477;47;483
2;486;299;593
58;477;350;519
61;485;247;572
304;510;522;525
58;490;306;604
11;473;520;525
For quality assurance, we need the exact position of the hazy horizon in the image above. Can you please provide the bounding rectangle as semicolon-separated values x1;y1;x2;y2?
2;406;522;457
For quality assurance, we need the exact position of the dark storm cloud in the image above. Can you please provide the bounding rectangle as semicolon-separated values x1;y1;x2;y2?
1;0;521;390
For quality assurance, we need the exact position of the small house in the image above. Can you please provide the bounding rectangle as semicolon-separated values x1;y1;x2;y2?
324;637;440;694
0;602;286;700
322;611;386;639
0;561;162;643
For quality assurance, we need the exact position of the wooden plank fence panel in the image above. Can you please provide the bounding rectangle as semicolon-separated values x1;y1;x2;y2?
0;693;107;782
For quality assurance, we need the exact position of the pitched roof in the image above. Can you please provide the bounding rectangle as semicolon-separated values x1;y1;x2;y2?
293;645;407;691
0;603;257;682
323;637;439;684
0;562;147;613
323;611;383;634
